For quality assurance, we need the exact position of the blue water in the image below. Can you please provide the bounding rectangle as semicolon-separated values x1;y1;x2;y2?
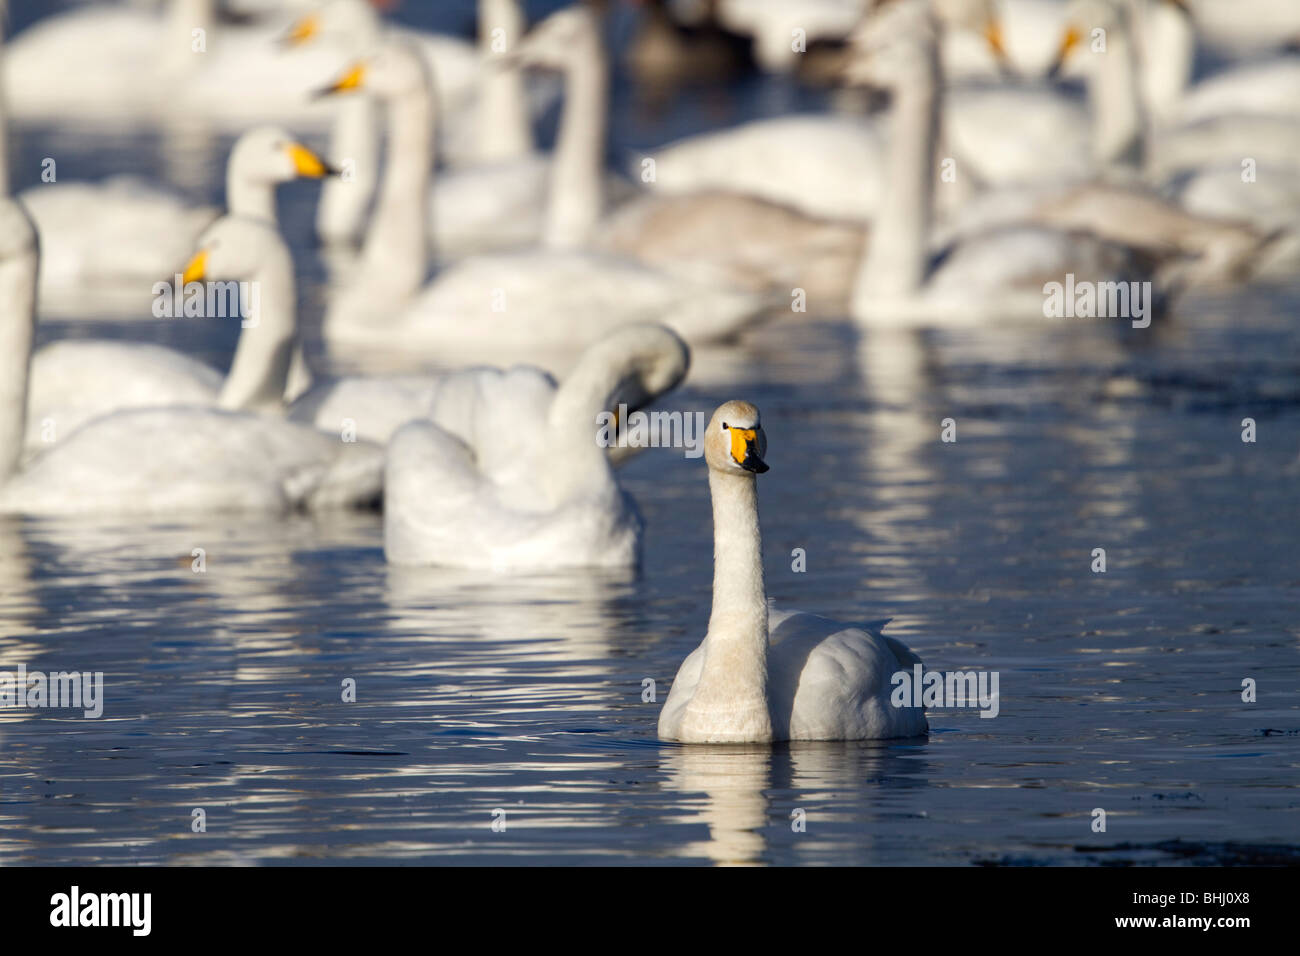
0;1;1297;865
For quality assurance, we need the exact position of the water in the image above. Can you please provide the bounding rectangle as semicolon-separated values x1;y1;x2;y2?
1;1;1298;866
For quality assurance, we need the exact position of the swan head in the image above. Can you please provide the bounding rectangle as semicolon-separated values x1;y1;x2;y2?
842;0;940;91
282;0;382;50
229;126;336;185
1048;0;1128;79
930;0;1013;73
588;323;690;414
511;6;603;71
181;215;289;286
316;41;431;100
705;402;768;476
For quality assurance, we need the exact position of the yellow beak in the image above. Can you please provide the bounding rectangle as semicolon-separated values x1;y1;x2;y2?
320;62;366;96
983;19;1008;61
181;249;207;286
728;427;767;472
286;142;330;178
283;13;319;47
1049;24;1082;77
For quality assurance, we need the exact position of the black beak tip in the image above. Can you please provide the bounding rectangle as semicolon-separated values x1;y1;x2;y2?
743;457;769;474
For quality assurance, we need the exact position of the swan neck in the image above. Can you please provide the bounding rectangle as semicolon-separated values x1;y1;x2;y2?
216;247;297;413
0;248;37;482
318;96;380;244
855;61;940;302
1090;22;1145;168
226;169;277;223
545;46;608;249
677;468;772;738
361;80;433;297
478;0;533;161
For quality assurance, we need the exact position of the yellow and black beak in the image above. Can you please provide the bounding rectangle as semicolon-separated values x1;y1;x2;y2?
1047;24;1082;80
181;248;207;286
285;142;337;178
983;19;1015;76
728;426;768;474
313;61;365;99
280;12;319;48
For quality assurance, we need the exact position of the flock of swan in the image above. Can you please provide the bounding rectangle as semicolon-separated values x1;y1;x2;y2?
1;0;1295;744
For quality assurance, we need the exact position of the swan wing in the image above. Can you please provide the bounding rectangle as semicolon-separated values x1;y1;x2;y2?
767;610;929;740
3;408;381;516
27;341;222;452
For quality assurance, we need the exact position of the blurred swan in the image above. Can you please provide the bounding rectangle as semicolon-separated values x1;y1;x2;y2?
383;324;690;570
714;0;868;73
24;139;334;448
282;0;540;247
21;125;330;319
1;0;361;130
0;202;381;516
318;40;770;359
658;401;929;743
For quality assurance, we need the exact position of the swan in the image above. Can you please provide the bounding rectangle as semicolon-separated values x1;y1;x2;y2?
846;0;1178;326
382;323;690;570
281;0;544;247
23;135;335;448
317;39;770;359
289;321;690;455
658;401;929;743
0;200;382;516
2;0;349;130
20;125;331;319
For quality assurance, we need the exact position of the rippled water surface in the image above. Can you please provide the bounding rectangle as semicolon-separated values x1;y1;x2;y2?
1;1;1297;865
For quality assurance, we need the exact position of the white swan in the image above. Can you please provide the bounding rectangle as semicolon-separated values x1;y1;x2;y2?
289;321;689;453
846;0;1173;326
658;401;929;743
281;0;533;247
0;202;381;516
20;125;330;319
317;39;769;359
23;135;334;448
3;0;346;130
383;323;690;570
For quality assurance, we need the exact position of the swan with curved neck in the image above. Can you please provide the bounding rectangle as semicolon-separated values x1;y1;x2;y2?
383;323;690;570
0;198;382;516
317;39;768;357
658;401;929;743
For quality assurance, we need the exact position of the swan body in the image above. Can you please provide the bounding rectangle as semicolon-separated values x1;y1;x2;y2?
638;115;887;223
3;407;383;517
331;249;769;356
715;0;868;72
658;401;928;743
383;324;689;570
593;190;864;309
2;0;477;131
25;342;222;455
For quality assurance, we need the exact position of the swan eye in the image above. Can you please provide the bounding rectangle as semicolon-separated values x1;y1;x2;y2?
722;422;729;430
